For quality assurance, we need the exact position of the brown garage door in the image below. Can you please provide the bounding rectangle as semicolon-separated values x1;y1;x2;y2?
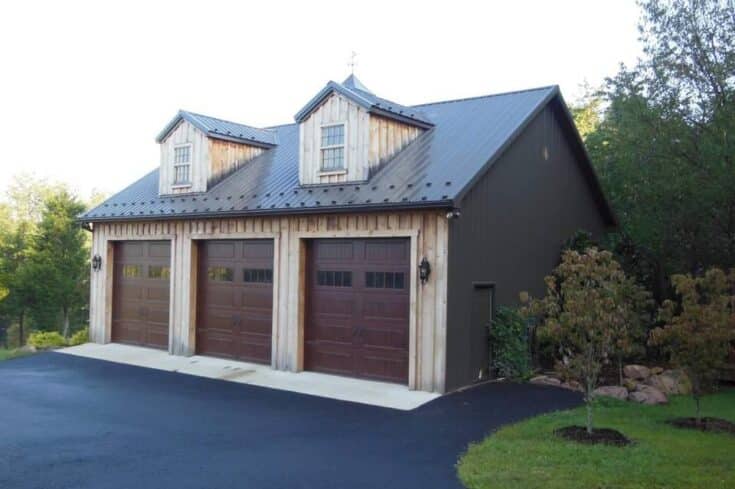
112;241;171;349
196;240;273;364
306;238;410;384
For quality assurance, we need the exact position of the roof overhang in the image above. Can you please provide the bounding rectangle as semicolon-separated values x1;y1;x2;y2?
78;199;455;224
155;111;277;149
294;81;434;129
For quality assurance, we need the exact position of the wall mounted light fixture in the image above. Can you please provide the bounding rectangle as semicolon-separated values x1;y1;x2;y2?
91;254;102;271
418;257;431;284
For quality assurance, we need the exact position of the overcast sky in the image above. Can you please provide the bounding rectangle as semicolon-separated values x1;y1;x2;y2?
0;0;642;200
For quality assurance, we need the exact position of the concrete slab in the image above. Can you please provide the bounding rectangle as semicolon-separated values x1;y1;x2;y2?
58;343;440;410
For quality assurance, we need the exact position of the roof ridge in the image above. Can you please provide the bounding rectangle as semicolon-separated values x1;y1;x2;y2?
410;85;558;108
182;110;275;134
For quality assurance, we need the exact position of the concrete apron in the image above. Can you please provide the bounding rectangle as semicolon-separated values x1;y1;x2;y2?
59;343;440;410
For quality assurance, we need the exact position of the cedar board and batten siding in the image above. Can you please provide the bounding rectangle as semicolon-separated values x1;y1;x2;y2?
299;93;423;185
159;119;264;195
444;101;611;392
89;210;449;393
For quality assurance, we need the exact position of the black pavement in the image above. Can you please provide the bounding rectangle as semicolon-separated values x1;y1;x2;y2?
0;352;581;489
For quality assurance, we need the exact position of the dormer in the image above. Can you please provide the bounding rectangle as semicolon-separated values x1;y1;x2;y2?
155;111;276;195
295;76;433;185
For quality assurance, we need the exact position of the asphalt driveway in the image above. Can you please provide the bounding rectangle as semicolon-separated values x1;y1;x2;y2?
0;353;581;489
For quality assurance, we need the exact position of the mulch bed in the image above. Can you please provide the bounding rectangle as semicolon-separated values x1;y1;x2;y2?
555;426;632;446
667;417;735;435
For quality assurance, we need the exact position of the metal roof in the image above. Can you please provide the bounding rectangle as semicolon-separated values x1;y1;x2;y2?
294;76;434;128
155;110;277;147
82;85;569;222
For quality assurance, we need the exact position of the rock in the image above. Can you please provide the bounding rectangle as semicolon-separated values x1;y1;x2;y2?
624;364;651;380
645;374;677;395
662;369;692;395
651;367;664;375
593;385;629;401
623;378;638;391
530;375;562;387
630;384;668;405
19;344;36;353
561;380;583;392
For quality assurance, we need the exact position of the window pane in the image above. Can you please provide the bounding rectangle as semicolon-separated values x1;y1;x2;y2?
321;147;344;171
174;146;191;164
174;164;190;184
122;264;141;278
208;266;233;281
243;268;272;284
365;271;405;289
321;125;345;147
317;270;352;287
148;265;170;279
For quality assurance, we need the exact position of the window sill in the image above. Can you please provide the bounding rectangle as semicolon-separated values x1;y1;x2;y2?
318;169;347;177
171;183;192;189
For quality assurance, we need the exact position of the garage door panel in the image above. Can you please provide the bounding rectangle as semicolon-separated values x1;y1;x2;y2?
196;240;273;364
306;238;410;384
112;241;170;350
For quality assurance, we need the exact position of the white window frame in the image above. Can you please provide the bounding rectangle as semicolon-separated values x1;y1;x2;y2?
172;143;193;186
319;122;346;172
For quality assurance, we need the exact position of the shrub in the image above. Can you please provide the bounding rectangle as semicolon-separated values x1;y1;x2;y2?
521;248;650;434
27;331;67;350
489;307;532;379
650;268;735;423
68;328;89;346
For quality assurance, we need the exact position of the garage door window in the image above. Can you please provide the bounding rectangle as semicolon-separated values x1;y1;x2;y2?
148;265;170;279
122;264;142;278
366;271;405;289
243;268;272;283
317;270;352;287
208;266;234;281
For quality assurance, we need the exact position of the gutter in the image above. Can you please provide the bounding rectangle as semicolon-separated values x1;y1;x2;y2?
77;199;456;225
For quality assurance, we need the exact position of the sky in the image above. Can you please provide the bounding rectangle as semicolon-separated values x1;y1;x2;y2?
0;0;643;200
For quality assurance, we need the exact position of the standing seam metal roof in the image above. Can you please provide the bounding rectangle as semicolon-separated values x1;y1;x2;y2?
155;110;277;147
82;85;565;222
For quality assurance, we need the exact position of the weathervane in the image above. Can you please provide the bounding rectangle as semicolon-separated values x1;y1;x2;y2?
348;51;358;75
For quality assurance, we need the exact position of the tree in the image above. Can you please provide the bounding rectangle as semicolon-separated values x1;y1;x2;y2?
586;0;735;275
27;191;88;338
650;268;735;423
521;248;649;434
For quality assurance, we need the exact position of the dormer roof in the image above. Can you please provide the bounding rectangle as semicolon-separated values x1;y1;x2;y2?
294;75;434;129
156;110;277;148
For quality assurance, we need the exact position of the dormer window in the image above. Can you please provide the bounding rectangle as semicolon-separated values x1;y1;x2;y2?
173;144;192;185
320;124;345;171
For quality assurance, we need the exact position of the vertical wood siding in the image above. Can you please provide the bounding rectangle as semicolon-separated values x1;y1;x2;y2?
207;139;264;187
89;210;449;393
158;120;209;195
299;94;424;185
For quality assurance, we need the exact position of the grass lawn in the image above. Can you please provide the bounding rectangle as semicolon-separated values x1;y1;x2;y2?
458;389;735;489
0;348;34;362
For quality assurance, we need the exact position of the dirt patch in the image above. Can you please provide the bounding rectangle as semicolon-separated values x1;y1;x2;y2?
667;417;735;435
554;426;632;446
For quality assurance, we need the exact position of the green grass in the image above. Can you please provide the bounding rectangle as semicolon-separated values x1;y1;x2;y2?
458;389;735;489
0;348;34;362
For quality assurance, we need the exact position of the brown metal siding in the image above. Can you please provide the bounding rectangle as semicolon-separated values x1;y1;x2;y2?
111;241;171;349
196;240;273;363
445;101;611;391
305;238;410;384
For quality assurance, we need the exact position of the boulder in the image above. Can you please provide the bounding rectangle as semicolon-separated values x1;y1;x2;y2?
623;378;638;391
561;380;583;392
629;384;668;405
530;375;562;387
645;374;677;395
623;364;651;380
662;369;692;395
651;367;664;375
19;344;36;353
593;385;629;401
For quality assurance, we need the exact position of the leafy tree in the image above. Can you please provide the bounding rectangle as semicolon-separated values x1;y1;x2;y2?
650;268;735;423
27;191;88;338
569;85;603;141
489;307;532;379
521;248;649;434
586;0;735;275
